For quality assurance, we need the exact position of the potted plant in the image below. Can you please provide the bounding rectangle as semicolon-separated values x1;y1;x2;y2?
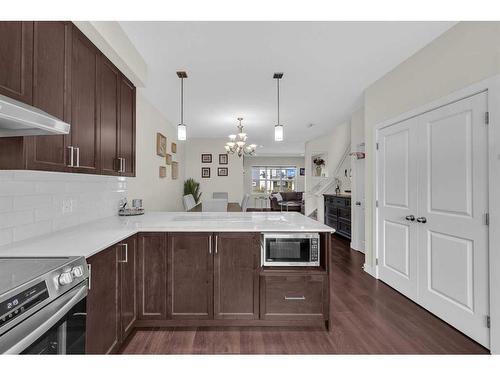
184;178;202;203
313;157;325;177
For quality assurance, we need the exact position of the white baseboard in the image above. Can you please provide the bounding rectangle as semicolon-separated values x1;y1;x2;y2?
363;263;376;278
350;241;365;253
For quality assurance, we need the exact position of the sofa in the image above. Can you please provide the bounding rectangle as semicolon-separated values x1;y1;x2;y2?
269;191;304;212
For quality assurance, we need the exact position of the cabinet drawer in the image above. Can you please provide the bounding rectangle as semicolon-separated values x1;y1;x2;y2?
325;214;338;229
337;207;351;220
260;275;327;320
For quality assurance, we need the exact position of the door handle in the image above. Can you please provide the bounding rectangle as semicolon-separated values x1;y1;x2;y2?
284;296;305;301
118;243;128;263
416;217;427;223
405;215;415;221
355;201;361;206
75;147;80;167
67;146;74;167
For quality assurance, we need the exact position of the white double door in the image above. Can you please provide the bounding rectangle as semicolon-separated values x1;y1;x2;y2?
377;92;490;348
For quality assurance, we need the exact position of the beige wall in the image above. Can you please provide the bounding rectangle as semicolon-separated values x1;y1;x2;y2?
184;138;244;203
350;107;365;252
363;21;500;269
127;91;185;211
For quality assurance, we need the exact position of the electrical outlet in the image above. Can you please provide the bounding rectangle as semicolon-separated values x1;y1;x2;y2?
62;199;73;214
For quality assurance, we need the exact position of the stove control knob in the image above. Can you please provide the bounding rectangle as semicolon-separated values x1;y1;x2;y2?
58;271;73;286
71;266;84;278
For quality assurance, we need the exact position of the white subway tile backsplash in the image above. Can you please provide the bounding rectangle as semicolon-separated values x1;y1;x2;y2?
0;170;126;247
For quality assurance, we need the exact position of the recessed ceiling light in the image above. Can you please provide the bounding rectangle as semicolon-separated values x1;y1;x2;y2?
307;123;315;128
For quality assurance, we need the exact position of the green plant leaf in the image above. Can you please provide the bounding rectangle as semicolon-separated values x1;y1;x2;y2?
183;178;202;203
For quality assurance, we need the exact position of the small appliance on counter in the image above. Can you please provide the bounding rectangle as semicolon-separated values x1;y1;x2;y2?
118;198;144;216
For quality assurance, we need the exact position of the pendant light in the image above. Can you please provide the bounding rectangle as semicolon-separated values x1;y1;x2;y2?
176;71;187;141
274;72;284;142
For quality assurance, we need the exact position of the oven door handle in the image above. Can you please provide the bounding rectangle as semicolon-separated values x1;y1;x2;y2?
0;283;88;354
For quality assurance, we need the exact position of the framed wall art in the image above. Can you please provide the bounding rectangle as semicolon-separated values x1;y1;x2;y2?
201;167;211;178
217;167;228;177
172;161;179;180
171;142;177;154
159;166;167;178
201;153;212;163
165;154;172;165
156;133;167;157
219;153;228;165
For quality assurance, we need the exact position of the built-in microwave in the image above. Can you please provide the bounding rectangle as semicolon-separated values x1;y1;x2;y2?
262;233;320;267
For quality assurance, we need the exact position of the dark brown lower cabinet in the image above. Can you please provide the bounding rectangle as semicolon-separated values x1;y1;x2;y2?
137;233;168;320
119;235;137;340
214;232;260;320
260;273;328;321
86;235;137;354
167;232;213;319
86;245;119;354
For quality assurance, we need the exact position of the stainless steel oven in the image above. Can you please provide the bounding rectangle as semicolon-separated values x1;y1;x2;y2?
0;257;88;354
262;233;320;266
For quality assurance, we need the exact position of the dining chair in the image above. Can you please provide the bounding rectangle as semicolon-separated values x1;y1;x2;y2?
213;192;229;200
241;193;250;212
183;194;197;211
202;199;228;212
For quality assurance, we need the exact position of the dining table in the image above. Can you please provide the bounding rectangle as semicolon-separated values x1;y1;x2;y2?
188;202;242;212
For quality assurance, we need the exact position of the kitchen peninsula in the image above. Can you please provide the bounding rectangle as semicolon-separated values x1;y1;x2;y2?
0;211;334;354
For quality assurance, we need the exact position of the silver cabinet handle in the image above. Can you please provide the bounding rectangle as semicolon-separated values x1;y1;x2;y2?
67;146;74;167
118;157;124;173
122;158;126;173
75;147;80;167
215;234;218;254
87;264;92;290
209;235;212;254
416;217;427;223
118;243;128;263
284;296;305;301
405;215;415;221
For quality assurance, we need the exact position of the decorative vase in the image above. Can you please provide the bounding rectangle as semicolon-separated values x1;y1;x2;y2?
335;186;340;195
315;165;322;176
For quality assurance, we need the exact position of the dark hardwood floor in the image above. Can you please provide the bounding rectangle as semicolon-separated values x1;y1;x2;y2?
119;234;488;354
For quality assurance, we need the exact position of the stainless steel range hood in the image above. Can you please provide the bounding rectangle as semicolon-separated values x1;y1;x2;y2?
0;94;70;137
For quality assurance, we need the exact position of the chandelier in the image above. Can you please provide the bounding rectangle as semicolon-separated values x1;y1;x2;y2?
225;117;257;157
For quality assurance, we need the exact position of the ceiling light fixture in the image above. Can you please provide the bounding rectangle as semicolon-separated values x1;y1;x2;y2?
273;72;284;142
225;117;257;157
176;71;187;141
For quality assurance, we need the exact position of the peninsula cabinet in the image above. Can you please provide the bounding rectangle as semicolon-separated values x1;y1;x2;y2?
214;232;260;320
137;233;168;320
167;232;214;319
0;21;136;177
86;235;137;354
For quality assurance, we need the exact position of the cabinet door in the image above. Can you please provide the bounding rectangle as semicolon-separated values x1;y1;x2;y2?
214;232;260;320
167;233;213;319
0;22;33;104
119;235;137;340
119;75;136;177
99;56;120;175
26;21;72;172
70;26;101;174
137;233;168;320
86;245;119;354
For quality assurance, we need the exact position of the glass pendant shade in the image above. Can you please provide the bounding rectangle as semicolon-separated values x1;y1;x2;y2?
177;123;187;141
274;124;284;142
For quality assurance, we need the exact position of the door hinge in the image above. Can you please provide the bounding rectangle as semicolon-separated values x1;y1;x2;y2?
376;200;379;208
375;258;379;266
485;212;490;226
485;111;490;125
486;315;491;328
376;142;379;150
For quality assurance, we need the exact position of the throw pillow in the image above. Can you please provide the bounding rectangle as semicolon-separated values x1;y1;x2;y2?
273;193;283;202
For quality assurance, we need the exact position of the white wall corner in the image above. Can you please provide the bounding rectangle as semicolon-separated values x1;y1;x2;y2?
73;21;147;87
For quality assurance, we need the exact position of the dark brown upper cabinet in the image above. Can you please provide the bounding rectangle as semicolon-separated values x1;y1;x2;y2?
0;22;33;104
26;21;72;172
69;27;101;174
167;233;214;320
118;76;136;177
0;21;136;177
214;232;260;320
99;55;120;175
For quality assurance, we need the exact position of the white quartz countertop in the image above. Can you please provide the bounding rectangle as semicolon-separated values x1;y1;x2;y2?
0;212;333;258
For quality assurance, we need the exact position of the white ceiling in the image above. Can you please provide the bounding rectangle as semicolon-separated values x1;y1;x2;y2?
119;21;455;155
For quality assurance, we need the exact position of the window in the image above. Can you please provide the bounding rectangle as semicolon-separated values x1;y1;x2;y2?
251;166;297;194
